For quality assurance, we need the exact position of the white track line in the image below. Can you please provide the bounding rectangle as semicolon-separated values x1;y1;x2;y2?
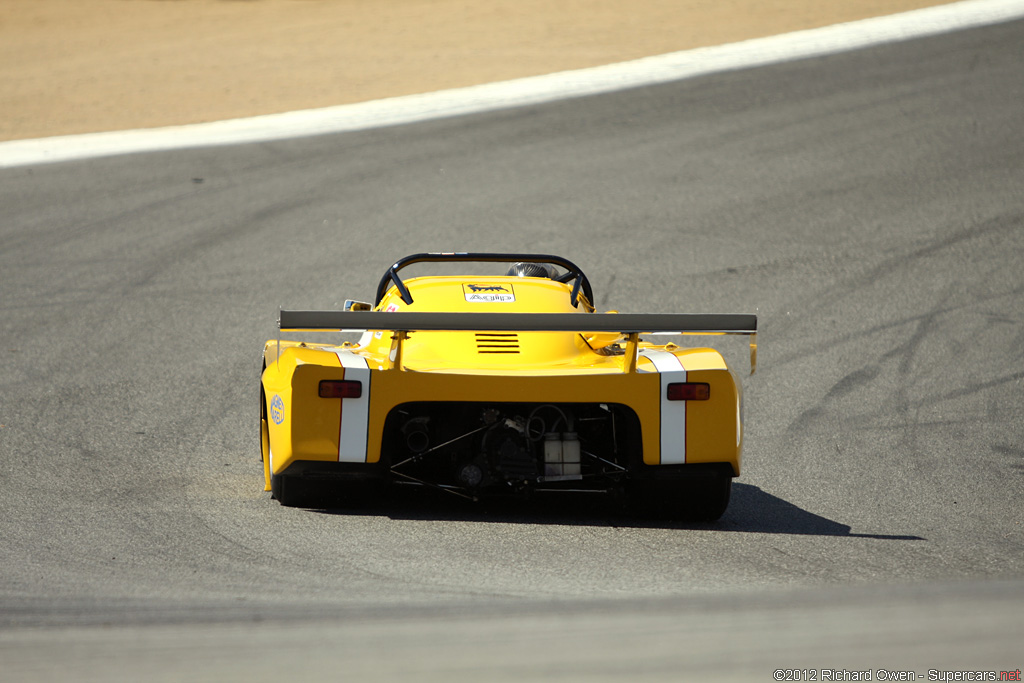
2;0;1023;169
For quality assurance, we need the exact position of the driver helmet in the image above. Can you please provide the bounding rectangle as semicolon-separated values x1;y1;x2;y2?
505;262;559;279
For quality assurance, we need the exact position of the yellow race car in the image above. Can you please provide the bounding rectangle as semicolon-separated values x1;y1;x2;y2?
260;253;756;519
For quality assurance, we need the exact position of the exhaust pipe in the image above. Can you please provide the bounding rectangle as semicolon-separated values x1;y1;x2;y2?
402;418;430;453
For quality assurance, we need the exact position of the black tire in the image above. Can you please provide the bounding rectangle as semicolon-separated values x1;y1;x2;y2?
272;470;387;509
629;472;732;522
271;473;314;508
681;475;732;522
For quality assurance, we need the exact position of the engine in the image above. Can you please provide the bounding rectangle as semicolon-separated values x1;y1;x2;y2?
383;402;640;497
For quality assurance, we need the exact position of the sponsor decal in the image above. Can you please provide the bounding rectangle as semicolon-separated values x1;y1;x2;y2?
377;303;400;338
463;283;515;303
270;394;285;425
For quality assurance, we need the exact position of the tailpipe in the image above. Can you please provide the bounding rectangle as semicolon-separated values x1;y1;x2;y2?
402;417;430;453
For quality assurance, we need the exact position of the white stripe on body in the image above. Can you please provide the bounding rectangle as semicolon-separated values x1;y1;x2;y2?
333;351;371;463
639;350;687;465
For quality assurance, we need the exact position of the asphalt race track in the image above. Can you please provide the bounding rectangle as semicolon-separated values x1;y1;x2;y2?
2;19;1023;682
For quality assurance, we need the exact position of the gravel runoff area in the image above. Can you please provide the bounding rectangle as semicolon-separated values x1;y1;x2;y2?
1;0;954;141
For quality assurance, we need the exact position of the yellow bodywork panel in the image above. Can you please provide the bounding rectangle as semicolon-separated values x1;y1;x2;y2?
262;345;348;480
683;369;742;469
262;337;743;475
363;276;594;370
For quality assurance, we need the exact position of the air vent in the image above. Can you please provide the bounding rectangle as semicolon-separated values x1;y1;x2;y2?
476;333;519;354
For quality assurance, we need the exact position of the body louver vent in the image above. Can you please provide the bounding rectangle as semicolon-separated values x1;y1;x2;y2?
476;333;520;354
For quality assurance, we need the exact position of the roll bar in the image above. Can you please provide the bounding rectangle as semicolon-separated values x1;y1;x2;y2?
373;252;595;309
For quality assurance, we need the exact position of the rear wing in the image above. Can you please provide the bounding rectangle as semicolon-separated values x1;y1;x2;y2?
278;310;757;374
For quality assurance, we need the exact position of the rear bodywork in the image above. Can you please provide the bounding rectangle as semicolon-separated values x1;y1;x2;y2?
260;253;756;518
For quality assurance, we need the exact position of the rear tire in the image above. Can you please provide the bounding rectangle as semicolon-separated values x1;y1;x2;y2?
681;475;731;522
272;471;385;509
271;473;313;508
630;471;732;521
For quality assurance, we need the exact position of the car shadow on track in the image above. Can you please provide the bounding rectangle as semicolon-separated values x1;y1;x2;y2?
723;484;923;539
309;483;924;540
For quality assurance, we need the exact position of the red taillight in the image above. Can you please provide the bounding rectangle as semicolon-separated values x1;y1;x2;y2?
666;382;710;401
318;380;362;399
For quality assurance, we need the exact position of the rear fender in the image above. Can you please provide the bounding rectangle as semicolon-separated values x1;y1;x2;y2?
261;346;350;475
